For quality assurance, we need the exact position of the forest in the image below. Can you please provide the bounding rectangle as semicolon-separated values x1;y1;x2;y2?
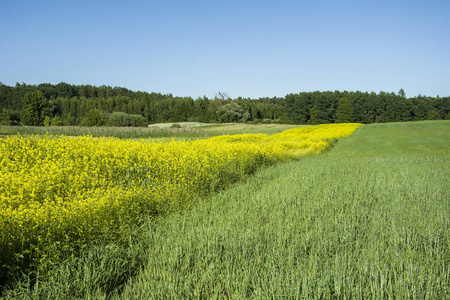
0;82;449;126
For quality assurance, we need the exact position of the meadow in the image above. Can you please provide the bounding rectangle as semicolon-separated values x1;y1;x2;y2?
1;121;448;298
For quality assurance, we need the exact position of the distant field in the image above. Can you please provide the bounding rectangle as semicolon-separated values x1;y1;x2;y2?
148;121;210;128
204;123;304;135
0;123;302;139
0;124;213;139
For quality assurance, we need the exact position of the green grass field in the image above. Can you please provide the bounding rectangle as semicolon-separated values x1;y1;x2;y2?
2;121;449;299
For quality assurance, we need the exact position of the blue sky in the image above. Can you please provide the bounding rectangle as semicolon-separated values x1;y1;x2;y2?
1;0;449;99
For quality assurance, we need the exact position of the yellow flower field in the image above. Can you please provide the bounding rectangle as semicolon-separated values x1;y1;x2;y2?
0;123;361;272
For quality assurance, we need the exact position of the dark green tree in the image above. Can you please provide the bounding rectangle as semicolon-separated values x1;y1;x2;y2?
0;108;21;125
284;93;313;124
0;82;12;110
21;91;48;126
106;112;147;127
194;97;212;123
335;95;354;123
427;110;441;120
308;105;320;125
55;82;77;98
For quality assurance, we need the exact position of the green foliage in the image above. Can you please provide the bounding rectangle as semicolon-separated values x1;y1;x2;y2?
284;91;449;125
0;108;21;125
81;109;106;126
51;116;65;126
335;94;354;123
217;102;250;123
307;105;319;124
65;113;76;126
170;123;182;128
0;82;449;126
428;110;441;120
43;116;51;126
106;112;147;127
21;91;48;126
43;116;65;126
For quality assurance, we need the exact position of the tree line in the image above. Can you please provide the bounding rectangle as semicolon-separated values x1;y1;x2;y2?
0;82;448;126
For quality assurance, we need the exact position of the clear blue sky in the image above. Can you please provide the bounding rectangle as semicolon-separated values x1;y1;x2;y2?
1;0;449;99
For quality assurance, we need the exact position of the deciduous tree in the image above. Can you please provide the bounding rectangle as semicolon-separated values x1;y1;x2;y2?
21;91;48;126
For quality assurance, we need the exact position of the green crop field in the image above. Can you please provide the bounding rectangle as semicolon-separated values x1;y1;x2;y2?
2;121;449;299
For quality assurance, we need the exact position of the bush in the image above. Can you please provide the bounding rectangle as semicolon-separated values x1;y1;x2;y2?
106;112;147;127
170;123;182;128
217;103;250;123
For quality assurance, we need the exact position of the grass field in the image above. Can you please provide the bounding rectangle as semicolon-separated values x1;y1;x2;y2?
2;121;449;299
0;123;301;140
